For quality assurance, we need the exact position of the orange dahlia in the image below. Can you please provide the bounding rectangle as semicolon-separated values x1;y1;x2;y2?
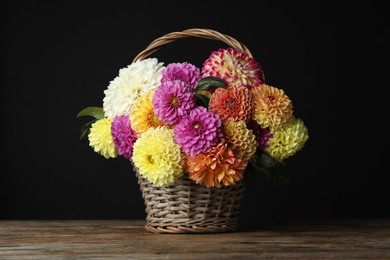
251;84;293;131
209;84;252;123
130;91;164;137
185;139;246;188
224;121;257;162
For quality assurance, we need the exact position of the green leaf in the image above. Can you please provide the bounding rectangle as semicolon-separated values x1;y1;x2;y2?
195;76;228;92
248;152;291;186
195;94;210;108
80;119;96;140
257;152;285;170
77;107;104;119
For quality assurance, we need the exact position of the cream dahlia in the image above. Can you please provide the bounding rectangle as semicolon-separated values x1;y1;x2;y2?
103;58;164;119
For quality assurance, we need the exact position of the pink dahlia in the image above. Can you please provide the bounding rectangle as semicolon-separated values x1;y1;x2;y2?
161;62;201;89
111;115;138;159
202;48;264;89
153;80;195;125
174;107;223;156
247;120;272;150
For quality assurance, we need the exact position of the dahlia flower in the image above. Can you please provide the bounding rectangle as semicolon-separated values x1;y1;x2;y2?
266;116;309;161
247;120;273;150
88;118;118;159
185;139;246;188
103;58;164;119
130;91;164;137
209;84;252;123
161;62;201;89
174;107;223;156
111;115;137;160
251;84;293;131
202;48;264;88
153;80;195;125
224;121;257;162
132;127;183;186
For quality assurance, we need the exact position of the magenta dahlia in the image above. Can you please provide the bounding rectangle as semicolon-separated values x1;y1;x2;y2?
174;107;223;156
202;48;265;89
111;115;138;159
153;80;195;125
247;120;272;150
161;62;201;89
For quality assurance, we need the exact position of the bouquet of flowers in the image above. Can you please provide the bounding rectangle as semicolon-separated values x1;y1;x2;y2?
77;29;308;233
78;43;308;189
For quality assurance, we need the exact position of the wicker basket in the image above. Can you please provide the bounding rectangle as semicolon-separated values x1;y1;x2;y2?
133;28;250;234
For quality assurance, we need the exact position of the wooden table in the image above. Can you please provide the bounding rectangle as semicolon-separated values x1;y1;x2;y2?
1;219;389;259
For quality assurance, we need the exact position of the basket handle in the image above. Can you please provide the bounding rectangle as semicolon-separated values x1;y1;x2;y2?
133;28;253;62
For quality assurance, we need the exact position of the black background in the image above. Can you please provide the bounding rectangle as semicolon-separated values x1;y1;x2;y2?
1;2;387;220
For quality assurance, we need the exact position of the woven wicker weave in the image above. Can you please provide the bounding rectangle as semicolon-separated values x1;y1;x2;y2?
133;28;249;234
135;167;245;234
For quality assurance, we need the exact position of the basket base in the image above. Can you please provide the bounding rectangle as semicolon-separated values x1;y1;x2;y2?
135;167;245;235
144;224;239;234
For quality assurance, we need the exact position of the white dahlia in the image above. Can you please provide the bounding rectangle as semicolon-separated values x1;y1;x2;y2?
103;58;165;119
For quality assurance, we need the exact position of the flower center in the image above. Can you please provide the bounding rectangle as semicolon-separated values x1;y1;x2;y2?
227;100;235;108
148;112;161;127
267;95;275;102
193;123;200;129
171;97;179;107
147;155;154;164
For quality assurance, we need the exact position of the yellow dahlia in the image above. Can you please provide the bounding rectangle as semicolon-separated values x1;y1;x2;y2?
132;127;183;186
88;118;118;159
185;139;246;188
251;84;293;131
209;84;252;123
224;121;258;162
130;91;164;137
266;116;309;161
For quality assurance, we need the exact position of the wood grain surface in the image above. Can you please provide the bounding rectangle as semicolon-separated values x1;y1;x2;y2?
1;219;389;259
